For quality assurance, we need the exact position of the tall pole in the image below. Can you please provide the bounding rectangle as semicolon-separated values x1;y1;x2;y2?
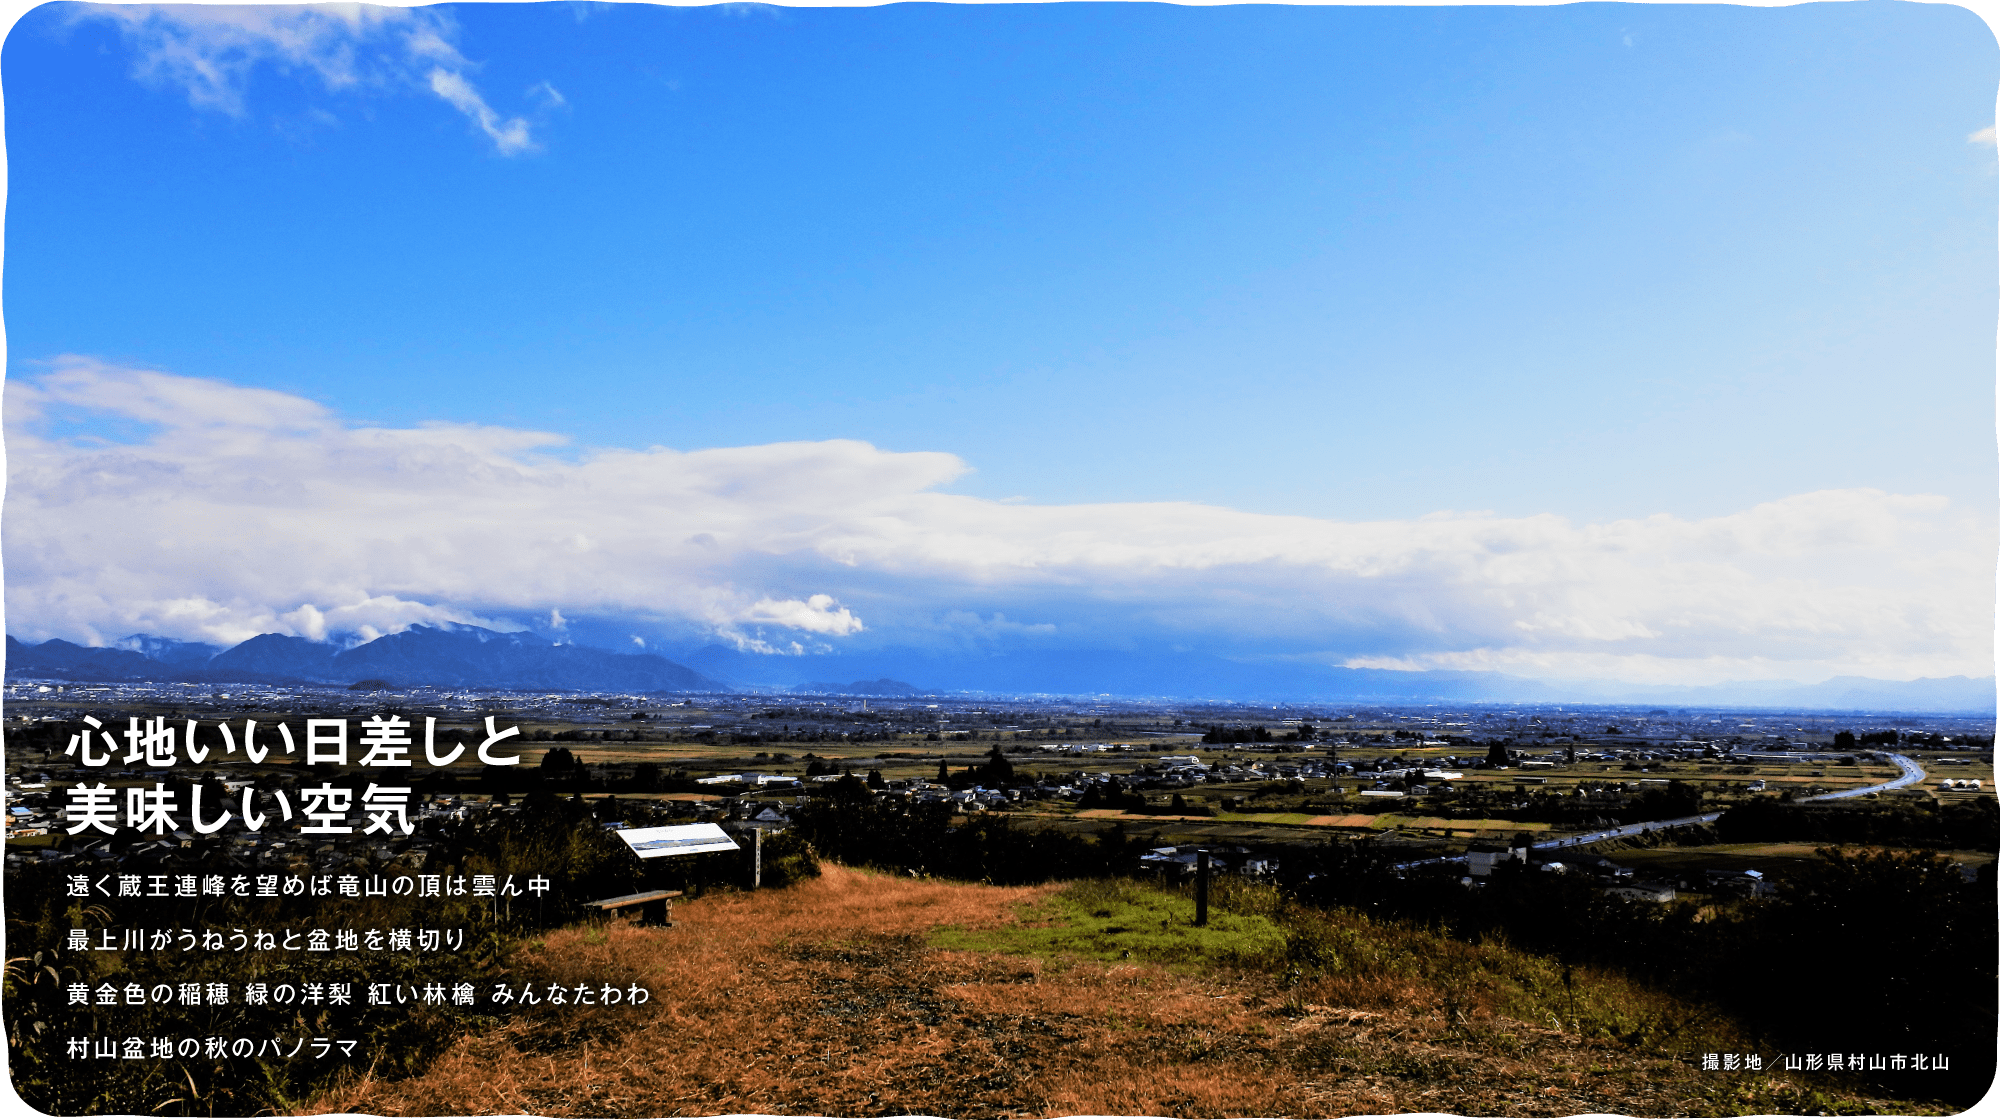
1195;850;1210;927
753;828;764;890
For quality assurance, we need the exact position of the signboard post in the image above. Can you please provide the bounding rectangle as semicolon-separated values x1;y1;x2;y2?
1195;850;1210;927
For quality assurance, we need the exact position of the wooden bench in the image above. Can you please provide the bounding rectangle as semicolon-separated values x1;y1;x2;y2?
584;889;682;926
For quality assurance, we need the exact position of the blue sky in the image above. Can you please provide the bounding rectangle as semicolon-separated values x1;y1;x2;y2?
3;1;1995;687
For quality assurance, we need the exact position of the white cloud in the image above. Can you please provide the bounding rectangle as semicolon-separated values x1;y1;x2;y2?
427;67;534;156
1969;126;1996;145
70;3;541;156
743;594;865;636
6;362;1991;686
707;594;864;655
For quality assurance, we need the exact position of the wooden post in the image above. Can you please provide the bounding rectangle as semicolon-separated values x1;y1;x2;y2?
753;828;763;890
1195;850;1210;927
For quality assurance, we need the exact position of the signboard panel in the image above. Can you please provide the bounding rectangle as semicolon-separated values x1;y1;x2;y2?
614;823;742;859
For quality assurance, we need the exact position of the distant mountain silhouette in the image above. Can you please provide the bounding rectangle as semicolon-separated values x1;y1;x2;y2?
678;643;1996;713
7;625;726;693
797;678;926;696
330;625;723;691
9;629;1991;712
682;643;1559;703
208;634;337;679
113;634;224;666
7;637;169;682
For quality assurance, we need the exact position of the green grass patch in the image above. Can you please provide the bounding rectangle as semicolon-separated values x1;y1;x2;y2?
933;879;1287;972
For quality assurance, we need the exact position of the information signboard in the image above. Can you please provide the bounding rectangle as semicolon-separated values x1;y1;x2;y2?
612;823;742;859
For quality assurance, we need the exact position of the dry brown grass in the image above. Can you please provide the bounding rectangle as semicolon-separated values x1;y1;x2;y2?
307;865;1941;1118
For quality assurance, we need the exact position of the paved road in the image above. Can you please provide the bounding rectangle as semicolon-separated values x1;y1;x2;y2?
1394;753;1927;870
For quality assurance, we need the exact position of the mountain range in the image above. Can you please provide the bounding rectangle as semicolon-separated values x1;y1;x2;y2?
5;625;722;693
5;628;1992;712
675;643;1996;714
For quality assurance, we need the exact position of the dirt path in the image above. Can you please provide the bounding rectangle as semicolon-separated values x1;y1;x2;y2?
308;866;1933;1118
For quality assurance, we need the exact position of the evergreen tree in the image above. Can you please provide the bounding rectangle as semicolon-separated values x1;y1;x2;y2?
633;762;662;791
982;744;1015;785
540;747;577;771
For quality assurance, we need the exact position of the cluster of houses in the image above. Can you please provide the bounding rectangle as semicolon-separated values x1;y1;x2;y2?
605;737;1894;830
1458;845;1775;903
4;777;53;838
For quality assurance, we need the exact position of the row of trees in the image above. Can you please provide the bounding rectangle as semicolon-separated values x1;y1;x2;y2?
790;798;1151;884
1716;795;1998;849
1201;725;1274;743
933;744;1016;788
1835;729;1993;748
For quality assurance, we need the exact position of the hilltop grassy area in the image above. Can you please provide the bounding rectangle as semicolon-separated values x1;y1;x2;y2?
307;865;1953;1118
933;878;1289;972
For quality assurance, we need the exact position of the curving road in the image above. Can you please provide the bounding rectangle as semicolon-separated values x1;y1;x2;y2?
1395;753;1927;869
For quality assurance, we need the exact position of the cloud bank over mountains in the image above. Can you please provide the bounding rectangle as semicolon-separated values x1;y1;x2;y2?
6;360;1990;688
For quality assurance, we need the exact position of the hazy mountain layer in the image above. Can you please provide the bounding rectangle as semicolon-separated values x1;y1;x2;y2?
8;625;723;693
7;630;1991;712
680;644;1994;713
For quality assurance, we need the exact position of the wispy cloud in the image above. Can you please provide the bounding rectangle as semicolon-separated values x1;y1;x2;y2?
70;3;542;155
426;67;533;155
526;79;566;109
1969;125;1996;145
565;1;624;25
6;361;1991;686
